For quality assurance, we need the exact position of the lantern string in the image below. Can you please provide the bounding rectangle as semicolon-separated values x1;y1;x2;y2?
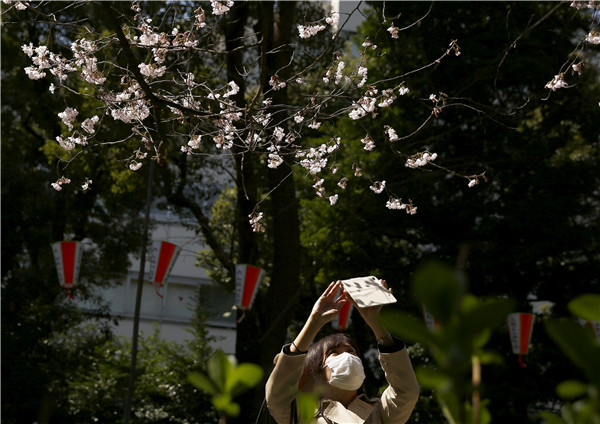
66;288;74;300
237;309;246;324
518;354;526;368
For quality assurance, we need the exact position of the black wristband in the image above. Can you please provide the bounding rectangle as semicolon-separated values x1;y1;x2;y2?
378;337;405;353
291;341;308;354
282;343;306;356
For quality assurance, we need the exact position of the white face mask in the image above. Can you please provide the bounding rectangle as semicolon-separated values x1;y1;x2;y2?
324;351;365;391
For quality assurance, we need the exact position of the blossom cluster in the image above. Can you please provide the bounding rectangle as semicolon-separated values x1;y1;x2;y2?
138;63;166;79
71;38;106;85
361;134;375;151
296;138;340;175
267;143;284;169
585;30;600;45
21;43;77;81
181;135;203;155
21;0;235;91
545;74;568;91
347;84;410;121
405;152;438;169
378;89;397;108
193;7;207;29
298;12;339;39
129;161;143;171
269;76;286;91
570;1;599;9
82;116;100;134
386;198;417;215
51;176;71;191
56;134;87;151
248;211;265;233
2;0;28;11
348;96;376;120
298;24;326;39
385;126;399;142
54;107;100;150
58;107;79;130
211;0;233;16
370;180;386;194
326;13;339;28
356;66;368;88
81;178;93;191
106;81;151;124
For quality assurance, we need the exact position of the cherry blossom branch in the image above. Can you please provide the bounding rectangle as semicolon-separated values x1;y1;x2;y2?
495;2;564;90
12;0;524;226
102;3;171;162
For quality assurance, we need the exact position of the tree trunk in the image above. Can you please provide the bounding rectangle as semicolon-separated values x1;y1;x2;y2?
230;1;300;422
258;0;300;363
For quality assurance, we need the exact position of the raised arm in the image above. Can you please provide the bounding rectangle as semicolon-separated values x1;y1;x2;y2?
265;281;347;423
291;280;348;352
344;279;395;346
343;279;419;423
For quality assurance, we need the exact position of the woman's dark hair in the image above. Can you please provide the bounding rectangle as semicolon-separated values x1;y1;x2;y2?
298;333;360;393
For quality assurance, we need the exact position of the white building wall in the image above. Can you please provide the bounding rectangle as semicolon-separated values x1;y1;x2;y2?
99;211;237;354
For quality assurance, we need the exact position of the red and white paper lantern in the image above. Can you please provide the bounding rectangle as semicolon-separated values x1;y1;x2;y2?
235;264;265;312
149;241;181;298
51;241;83;299
332;287;353;331
507;312;535;368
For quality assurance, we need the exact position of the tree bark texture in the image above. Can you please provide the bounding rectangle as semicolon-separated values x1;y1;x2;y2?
230;1;301;422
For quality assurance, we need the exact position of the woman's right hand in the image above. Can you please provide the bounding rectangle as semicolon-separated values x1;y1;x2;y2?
309;280;348;326
291;281;348;354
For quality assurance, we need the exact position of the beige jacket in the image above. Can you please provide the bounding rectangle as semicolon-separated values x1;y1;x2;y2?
265;344;419;424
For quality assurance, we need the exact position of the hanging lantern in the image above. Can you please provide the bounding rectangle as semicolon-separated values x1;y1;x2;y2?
422;305;442;331
149;240;181;298
51;241;83;300
507;312;535;368
235;264;265;321
332;287;353;331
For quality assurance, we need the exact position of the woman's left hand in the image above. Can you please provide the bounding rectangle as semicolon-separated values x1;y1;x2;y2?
342;279;392;338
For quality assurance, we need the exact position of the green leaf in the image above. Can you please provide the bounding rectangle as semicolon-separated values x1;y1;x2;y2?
477;351;504;365
464;400;492;424
212;393;240;417
437;391;462;424
539;411;565;424
459;298;515;339
229;363;263;397
556;380;587;399
412;261;465;325
208;350;232;392
568;294;600;321
479;402;492;424
545;319;600;384
297;392;319;424
380;309;435;345
472;328;492;350
415;366;449;389
459;294;480;314
224;402;240;417
187;372;217;395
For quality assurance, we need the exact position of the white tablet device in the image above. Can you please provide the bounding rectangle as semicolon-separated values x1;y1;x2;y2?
340;276;397;308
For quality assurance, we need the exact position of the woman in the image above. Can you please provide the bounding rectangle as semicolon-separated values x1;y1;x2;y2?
266;280;419;423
